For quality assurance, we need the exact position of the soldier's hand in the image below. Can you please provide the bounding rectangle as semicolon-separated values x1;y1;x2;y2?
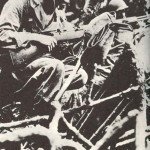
83;6;94;15
40;35;57;51
0;30;14;42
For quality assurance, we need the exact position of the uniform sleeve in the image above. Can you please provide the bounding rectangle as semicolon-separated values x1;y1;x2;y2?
0;0;28;47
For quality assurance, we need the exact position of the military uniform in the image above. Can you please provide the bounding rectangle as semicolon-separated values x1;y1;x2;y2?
0;0;87;104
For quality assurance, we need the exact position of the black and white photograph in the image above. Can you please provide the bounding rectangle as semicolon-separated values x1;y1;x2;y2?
0;0;150;149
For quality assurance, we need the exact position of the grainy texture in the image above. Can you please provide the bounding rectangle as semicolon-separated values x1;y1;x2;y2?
0;0;149;149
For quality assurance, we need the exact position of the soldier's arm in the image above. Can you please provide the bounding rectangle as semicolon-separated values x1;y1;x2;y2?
0;0;56;49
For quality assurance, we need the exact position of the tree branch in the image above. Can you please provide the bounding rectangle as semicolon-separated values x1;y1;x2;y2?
0;116;49;129
63;85;140;114
62;115;94;147
90;86;139;106
90;109;139;150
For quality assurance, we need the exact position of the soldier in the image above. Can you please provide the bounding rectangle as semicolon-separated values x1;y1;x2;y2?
81;0;128;24
83;0;128;15
0;0;88;113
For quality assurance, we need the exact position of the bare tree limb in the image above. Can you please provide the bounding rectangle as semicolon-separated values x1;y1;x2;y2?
90;109;139;150
52;139;86;150
116;138;135;148
90;86;139;106
0;125;52;143
62;115;94;147
135;107;147;150
0;116;49;129
63;85;140;114
54;57;81;102
0;125;86;150
0;102;86;150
